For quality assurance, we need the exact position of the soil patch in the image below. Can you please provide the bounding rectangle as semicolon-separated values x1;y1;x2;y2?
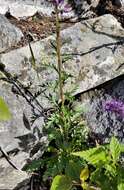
5;12;73;52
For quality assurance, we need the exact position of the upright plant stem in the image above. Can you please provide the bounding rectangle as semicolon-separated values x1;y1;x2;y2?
55;6;64;105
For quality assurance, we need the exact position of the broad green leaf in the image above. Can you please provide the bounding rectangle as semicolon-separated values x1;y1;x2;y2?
72;147;107;165
50;175;72;190
0;97;11;121
80;167;89;182
65;160;82;181
118;183;124;190
110;137;120;161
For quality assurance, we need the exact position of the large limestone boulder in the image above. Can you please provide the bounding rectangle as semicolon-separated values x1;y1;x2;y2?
0;0;55;18
0;14;124;93
0;14;124;189
0;14;23;53
0;0;74;19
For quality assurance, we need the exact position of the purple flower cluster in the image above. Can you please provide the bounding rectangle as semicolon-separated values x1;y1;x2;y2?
52;0;72;13
54;0;64;5
104;99;124;117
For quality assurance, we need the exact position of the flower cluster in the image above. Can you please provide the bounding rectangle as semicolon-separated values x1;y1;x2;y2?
53;0;64;5
52;0;72;13
104;99;124;117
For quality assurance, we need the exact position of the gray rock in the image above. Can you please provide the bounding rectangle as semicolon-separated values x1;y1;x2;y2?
10;3;38;19
0;82;34;153
0;3;9;15
0;152;29;189
90;0;100;8
79;75;124;143
0;0;54;18
0;14;23;53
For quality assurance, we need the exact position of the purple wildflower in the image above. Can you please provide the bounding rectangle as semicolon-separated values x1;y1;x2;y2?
55;0;64;5
62;3;72;12
104;99;124;117
52;0;72;13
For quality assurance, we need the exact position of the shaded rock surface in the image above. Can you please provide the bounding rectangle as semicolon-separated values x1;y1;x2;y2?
79;74;124;144
0;14;124;189
71;0;96;18
0;14;23;53
0;152;29;189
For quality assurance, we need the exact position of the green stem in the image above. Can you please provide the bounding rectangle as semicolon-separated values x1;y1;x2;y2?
55;6;64;106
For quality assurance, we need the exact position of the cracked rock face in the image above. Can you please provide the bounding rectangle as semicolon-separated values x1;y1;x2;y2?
0;14;23;53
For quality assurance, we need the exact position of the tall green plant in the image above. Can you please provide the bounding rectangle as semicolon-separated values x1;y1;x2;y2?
23;1;89;189
55;3;64;105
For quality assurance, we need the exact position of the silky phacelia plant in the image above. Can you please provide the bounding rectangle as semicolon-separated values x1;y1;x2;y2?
104;99;124;117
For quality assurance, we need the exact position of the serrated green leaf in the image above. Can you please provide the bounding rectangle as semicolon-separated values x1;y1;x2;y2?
50;175;72;190
72;147;106;165
110;137;120;161
0;97;11;121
